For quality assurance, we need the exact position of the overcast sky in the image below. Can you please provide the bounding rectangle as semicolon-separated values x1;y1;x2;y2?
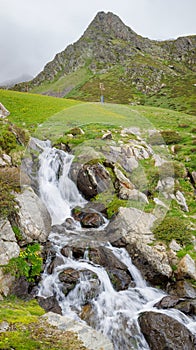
0;0;195;83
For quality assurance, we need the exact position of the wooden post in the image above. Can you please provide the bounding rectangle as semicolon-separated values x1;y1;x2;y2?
99;82;105;103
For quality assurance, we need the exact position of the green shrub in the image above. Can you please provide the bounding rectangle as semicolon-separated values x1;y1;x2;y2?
160;130;182;144
0;168;20;219
0;128;17;153
3;244;42;282
153;216;193;246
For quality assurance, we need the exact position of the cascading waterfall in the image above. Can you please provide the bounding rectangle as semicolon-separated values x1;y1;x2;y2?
36;140;196;350
38;143;86;225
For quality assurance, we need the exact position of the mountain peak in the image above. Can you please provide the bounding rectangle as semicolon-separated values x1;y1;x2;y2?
82;11;137;41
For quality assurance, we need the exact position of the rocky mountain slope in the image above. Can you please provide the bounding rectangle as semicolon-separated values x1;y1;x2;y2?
13;11;196;114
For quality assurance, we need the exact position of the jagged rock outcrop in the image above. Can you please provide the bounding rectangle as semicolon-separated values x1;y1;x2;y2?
13;12;196;114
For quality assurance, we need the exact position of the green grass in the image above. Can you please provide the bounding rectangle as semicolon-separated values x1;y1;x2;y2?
34;101;186;141
0;296;44;324
0;296;87;350
0;89;79;131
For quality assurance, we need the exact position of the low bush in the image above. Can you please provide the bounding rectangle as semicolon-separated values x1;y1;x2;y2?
153;216;193;246
160;130;182;144
3;243;43;282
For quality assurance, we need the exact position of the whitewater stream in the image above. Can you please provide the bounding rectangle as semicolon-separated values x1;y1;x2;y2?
35;140;196;350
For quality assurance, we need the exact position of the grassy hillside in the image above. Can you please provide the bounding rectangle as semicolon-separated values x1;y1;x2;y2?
0;89;79;131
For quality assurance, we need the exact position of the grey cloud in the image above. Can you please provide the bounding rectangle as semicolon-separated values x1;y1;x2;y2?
0;0;195;83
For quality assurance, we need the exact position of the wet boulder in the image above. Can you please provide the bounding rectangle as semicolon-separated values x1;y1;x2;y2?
37;295;62;314
59;268;100;302
155;295;196;316
47;256;65;274
10;276;38;300
72;209;105;228
139;311;196;350
89;246;133;290
77;162;110;199
59;268;80;296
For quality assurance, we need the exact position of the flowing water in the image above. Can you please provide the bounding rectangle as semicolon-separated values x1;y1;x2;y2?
36;140;196;350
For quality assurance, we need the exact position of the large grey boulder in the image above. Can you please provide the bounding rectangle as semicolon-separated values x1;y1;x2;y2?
43;312;114;350
15;187;51;244
0;220;20;298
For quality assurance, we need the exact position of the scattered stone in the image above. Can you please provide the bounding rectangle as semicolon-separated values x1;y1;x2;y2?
0;102;10;118
121;127;141;136
0;220;20;298
0;154;12;167
153;154;167;167
102;131;112;140
47;256;65;274
191;171;196;185
69;127;85;136
169;239;181;252
154;295;196;316
153;197;169;209
156;177;175;198
154;295;182;309
113;165;135;196
0;321;9;333
119;187;149;203
62;217;77;230
174;299;196;316
11;276;38;300
59;268;80;296
175;190;189;212
177;254;196;281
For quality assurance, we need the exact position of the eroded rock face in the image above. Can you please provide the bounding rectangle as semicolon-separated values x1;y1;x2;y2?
139;311;196;350
15;187;51;244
